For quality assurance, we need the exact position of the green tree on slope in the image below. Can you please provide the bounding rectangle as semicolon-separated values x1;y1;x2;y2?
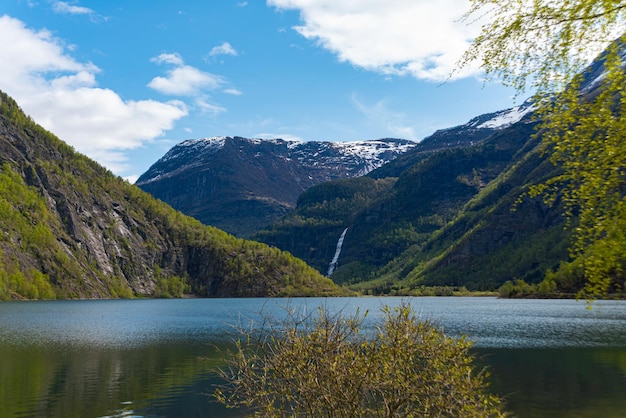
461;0;626;297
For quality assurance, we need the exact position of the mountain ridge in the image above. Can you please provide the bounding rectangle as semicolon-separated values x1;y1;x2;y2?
136;136;416;237
251;47;626;295
252;114;562;292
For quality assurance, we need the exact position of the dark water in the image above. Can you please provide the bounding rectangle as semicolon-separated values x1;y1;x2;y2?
0;297;625;417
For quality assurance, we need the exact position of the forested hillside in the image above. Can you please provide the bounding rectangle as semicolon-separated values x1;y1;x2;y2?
0;91;345;300
254;112;573;294
252;31;626;298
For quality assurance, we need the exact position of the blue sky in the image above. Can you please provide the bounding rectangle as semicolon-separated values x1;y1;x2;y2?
1;1;520;182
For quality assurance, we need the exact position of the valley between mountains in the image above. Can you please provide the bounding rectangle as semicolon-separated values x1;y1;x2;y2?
135;96;580;296
0;50;618;299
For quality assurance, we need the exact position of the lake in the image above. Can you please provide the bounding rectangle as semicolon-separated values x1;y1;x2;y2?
0;297;625;417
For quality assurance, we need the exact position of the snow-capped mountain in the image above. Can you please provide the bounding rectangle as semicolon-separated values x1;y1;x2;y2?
466;99;535;130
136;99;538;238
369;99;536;179
138;137;415;186
136;137;416;237
422;98;535;149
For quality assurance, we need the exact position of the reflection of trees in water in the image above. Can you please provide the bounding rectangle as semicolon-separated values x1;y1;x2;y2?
0;343;229;417
478;348;626;418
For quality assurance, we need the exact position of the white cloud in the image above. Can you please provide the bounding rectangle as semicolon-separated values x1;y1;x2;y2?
150;52;184;66
148;53;225;95
352;93;418;140
195;98;227;115
0;15;188;174
268;0;480;82
209;42;238;57
52;1;93;15
51;1;107;22
124;174;140;184
224;88;243;95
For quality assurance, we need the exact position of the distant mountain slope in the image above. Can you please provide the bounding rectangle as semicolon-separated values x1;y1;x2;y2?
369;99;534;179
368;127;569;293
253;49;623;295
0;91;345;300
253;103;570;293
136;136;415;237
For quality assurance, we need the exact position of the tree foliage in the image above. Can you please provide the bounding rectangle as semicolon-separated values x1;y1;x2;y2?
461;0;626;297
215;304;505;417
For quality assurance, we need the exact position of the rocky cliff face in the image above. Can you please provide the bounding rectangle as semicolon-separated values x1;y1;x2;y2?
136;136;416;237
0;92;343;300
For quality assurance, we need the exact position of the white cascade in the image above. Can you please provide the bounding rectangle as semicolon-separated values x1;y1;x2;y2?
327;228;349;276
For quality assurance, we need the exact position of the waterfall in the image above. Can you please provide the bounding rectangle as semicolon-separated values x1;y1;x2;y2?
327;227;349;276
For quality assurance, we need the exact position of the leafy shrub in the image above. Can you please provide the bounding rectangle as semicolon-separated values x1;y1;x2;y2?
215;303;505;417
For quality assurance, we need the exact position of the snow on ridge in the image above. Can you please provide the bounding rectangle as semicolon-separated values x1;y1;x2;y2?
138;137;227;184
469;100;535;130
286;139;305;149
176;137;410;157
435;100;535;136
330;139;416;159
136;172;164;185
297;139;417;175
258;137;305;147
166;137;227;159
475;105;533;129
179;136;228;146
142;137;414;184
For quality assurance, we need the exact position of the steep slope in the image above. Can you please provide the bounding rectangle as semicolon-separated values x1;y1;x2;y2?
252;176;397;275
0;91;345;300
254;104;570;293
369;99;534;179
367;130;569;293
136;136;415;237
232;50;618;294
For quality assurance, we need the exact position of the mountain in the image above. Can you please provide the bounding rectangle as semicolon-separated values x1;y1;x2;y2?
252;47;626;296
252;100;571;293
0;91;346;300
369;99;535;178
136;136;416;237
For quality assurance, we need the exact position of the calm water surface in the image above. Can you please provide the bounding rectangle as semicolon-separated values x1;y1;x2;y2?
0;297;625;417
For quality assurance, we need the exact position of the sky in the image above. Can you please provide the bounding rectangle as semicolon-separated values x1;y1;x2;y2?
1;0;521;183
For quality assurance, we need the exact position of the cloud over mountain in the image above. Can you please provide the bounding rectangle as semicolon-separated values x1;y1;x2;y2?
268;0;480;81
148;53;226;96
0;15;187;174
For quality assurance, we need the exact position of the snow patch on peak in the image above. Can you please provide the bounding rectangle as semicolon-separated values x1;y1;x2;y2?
246;137;264;145
476;105;533;129
331;139;415;160
180;136;228;146
470;101;534;130
158;137;224;163
286;139;305;149
231;137;306;149
136;137;228;185
174;136;227;154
